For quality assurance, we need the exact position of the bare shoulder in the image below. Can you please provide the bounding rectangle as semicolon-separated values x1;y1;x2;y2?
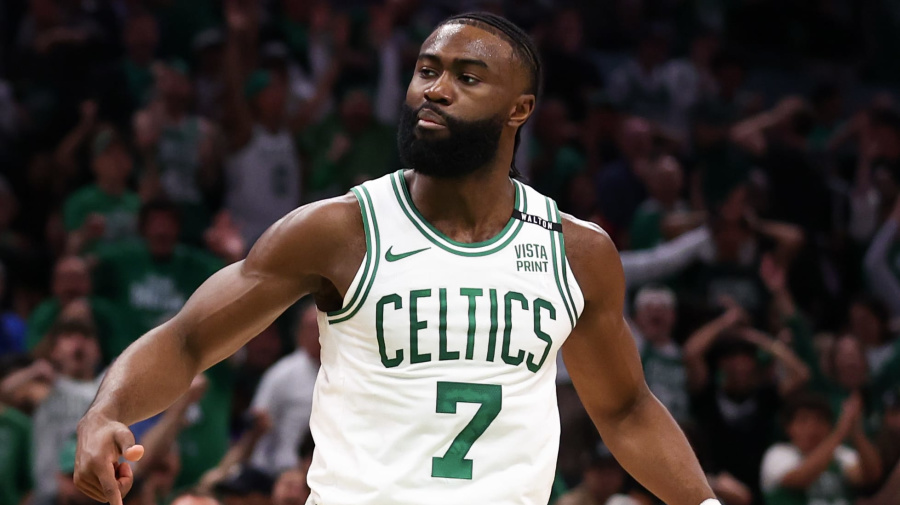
243;193;365;295
559;212;625;305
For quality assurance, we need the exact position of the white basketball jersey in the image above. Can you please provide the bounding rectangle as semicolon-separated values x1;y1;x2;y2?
307;170;585;505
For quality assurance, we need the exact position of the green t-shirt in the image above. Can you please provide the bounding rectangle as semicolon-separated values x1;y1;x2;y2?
0;407;33;505
92;241;223;336
26;296;135;363
175;361;234;487
63;185;140;243
640;341;690;422
299;116;397;197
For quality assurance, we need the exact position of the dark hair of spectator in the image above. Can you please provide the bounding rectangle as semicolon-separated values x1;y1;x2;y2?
138;198;181;232
711;330;758;363
34;319;98;360
781;392;834;426
438;12;542;180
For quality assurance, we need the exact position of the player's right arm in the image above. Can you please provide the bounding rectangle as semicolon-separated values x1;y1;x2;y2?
74;195;363;505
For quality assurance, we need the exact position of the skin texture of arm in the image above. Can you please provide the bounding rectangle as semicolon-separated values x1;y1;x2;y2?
561;214;715;505
74;195;364;504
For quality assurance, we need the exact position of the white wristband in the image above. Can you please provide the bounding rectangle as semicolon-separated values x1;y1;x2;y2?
700;499;722;505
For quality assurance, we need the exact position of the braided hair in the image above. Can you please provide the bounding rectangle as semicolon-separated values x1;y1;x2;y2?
437;12;542;180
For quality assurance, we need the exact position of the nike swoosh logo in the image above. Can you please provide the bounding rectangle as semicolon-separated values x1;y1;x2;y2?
385;246;431;262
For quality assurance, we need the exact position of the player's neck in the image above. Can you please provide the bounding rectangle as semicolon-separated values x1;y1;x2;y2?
406;166;515;242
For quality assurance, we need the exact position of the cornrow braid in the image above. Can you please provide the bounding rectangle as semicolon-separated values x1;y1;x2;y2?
438;12;542;180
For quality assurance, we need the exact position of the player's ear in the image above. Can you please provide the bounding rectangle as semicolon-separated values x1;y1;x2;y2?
507;94;536;128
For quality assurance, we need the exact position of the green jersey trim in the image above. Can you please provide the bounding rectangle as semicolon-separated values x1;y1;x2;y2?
550;200;580;322
390;170;526;257
327;186;382;323
546;198;576;328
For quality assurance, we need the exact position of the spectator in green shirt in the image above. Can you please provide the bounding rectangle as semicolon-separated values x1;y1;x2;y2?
63;127;141;253
299;88;397;200
0;402;32;505
26;255;132;363
91;200;241;339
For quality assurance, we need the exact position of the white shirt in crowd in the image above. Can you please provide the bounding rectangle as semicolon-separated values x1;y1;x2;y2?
249;350;319;475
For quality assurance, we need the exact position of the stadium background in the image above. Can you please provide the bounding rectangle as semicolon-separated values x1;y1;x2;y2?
1;1;900;504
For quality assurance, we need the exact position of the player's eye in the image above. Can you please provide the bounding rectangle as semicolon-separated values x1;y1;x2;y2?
459;74;480;85
418;67;438;78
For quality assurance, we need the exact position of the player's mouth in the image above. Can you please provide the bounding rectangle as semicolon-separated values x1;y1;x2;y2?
417;109;447;130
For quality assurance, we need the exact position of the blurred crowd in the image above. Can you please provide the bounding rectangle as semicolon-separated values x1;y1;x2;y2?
2;1;900;505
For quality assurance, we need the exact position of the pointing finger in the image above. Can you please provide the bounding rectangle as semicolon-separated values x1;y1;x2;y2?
99;471;123;505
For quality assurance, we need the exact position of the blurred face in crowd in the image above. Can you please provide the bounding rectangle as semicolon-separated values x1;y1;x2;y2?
142;210;180;259
50;330;101;381
159;66;194;111
634;289;676;345
246;325;283;372
297;305;321;361
691;33;719;67
340;90;374;135
617;117;652;163
125;14;159;64
832;335;868;390
53;256;91;303
582;462;625;503
565;173;598;218
30;0;62;29
534;99;570;149
849;302;887;347
869;123;900;160
272;469;309;505
637;35;669;70
254;74;289;127
551;9;583;53
399;22;533;178
787;408;832;454
718;352;758;397
147;446;181;496
646;155;683;206
171;495;222;505
714;61;745;99
93;141;133;190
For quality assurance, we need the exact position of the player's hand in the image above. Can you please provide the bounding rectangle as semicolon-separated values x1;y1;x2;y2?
75;414;145;505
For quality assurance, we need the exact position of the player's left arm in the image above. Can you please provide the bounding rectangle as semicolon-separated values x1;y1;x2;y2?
561;214;715;505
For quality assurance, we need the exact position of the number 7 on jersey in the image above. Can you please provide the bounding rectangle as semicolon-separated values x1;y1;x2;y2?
432;382;502;480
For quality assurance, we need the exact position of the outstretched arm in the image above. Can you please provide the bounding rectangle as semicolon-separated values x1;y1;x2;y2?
75;195;364;505
863;199;900;316
562;216;715;505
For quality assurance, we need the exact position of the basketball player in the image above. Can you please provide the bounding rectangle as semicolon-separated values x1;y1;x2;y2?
75;13;717;505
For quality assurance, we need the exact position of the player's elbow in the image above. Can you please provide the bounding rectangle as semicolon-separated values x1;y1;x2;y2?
590;382;654;433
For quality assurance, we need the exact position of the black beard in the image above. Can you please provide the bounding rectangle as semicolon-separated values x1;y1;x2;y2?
397;103;504;178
